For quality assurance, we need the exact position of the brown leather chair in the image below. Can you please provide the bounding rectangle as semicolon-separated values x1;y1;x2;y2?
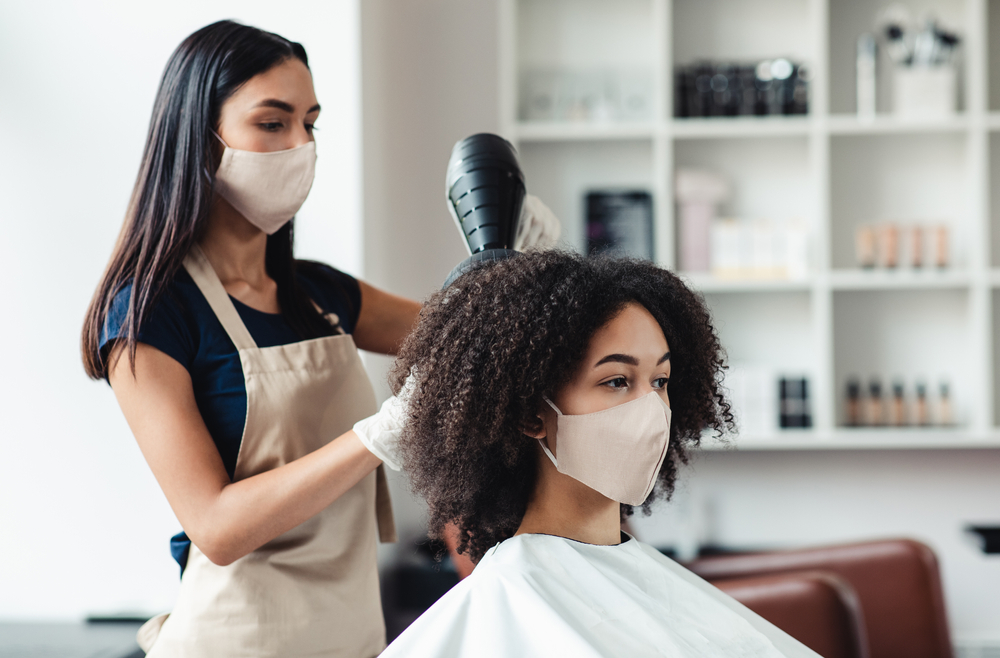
713;571;869;658
687;539;953;658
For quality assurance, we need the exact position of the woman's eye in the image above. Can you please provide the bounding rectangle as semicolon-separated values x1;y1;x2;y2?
260;122;283;131
305;123;318;133
603;377;628;389
654;377;669;389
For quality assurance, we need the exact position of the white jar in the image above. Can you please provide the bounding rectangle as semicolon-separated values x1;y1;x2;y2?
893;66;957;118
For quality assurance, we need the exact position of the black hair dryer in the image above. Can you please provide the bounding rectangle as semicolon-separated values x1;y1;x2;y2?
443;133;526;288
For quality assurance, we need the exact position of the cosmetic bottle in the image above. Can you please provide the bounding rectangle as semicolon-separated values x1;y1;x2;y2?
779;377;812;428
915;382;930;426
855;225;876;268
890;381;906;426
933;225;949;268
845;378;862;426
879;224;899;268
938;382;953;426
910;226;924;268
857;34;877;120
868;379;884;426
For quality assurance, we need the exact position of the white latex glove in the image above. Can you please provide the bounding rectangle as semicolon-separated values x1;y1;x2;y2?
514;194;561;252
353;377;415;471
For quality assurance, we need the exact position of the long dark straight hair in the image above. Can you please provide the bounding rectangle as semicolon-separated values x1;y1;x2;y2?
82;20;335;379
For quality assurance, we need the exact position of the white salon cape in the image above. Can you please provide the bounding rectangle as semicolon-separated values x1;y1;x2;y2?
381;533;819;658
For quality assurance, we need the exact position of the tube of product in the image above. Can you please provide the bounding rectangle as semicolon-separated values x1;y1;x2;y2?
857;34;877;120
915;382;930;426
891;381;906;426
938;382;953;426
879;224;899;268
934;225;949;268
855;225;876;268
868;379;884;426
910;226;924;268
845;378;862;427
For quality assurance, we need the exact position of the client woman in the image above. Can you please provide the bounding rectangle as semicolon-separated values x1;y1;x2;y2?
381;251;817;657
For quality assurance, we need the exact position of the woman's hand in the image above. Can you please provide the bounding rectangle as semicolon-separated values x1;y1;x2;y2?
108;342;381;566
514;194;561;251
352;374;417;471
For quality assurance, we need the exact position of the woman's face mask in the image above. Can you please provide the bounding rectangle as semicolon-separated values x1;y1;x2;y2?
214;135;316;234
535;302;672;506
539;392;671;505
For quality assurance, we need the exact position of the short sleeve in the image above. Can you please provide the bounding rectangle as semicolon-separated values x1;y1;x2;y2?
297;261;363;334
100;283;198;375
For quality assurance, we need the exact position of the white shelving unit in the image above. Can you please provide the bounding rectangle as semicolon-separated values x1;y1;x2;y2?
498;0;1000;450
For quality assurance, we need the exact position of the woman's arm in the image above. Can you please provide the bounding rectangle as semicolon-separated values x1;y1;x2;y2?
108;342;382;566
353;281;421;355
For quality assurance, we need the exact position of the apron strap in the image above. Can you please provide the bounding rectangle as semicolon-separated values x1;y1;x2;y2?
375;465;397;543
182;244;258;351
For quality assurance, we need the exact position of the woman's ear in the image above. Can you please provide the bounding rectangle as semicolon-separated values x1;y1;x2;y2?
520;414;546;439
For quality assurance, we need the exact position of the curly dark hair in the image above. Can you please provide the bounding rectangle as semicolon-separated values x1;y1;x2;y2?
390;250;733;562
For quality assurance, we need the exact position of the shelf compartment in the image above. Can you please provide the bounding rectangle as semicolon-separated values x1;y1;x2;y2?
671;116;811;139
829;0;968;116
513;122;655;142
673;0;811;67
827;115;970;135
516;0;655;124
700;429;1000;451
706;290;815;371
833;289;971;429
674;135;814;264
706;290;816;438
830;133;970;270
518;140;654;254
830;268;971;290
681;273;813;293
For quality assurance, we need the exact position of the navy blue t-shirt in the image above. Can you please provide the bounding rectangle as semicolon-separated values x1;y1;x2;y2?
100;262;362;571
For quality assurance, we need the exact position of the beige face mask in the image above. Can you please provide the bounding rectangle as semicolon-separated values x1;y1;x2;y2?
540;391;672;506
213;135;317;235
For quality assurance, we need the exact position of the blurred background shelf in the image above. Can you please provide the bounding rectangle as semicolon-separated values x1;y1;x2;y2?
826;114;970;135
513;121;656;142
501;0;996;450
830;269;973;290
671;116;812;139
700;429;1000;451
681;273;814;293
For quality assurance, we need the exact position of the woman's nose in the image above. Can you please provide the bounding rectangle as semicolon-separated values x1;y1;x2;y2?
290;125;313;148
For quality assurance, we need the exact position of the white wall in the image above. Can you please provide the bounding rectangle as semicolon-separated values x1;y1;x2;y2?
0;0;361;619
359;0;502;561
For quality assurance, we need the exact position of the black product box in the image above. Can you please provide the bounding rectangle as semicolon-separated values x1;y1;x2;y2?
586;191;654;261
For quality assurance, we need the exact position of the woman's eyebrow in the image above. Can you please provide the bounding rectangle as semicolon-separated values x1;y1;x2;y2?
658;352;671;365
252;99;322;113
595;354;639;367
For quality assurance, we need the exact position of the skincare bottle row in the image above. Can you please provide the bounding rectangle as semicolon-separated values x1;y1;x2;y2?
844;377;953;428
855;223;950;269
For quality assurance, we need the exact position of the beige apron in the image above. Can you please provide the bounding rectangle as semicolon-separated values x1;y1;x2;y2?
138;245;396;657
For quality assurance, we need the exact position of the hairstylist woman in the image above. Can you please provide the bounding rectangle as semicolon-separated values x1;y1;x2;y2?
78;20;564;658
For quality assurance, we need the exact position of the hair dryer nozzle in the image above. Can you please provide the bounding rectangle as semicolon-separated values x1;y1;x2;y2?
446;134;526;255
442;248;521;289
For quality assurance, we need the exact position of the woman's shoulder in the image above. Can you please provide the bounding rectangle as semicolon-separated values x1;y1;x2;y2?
100;270;204;370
